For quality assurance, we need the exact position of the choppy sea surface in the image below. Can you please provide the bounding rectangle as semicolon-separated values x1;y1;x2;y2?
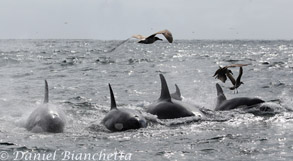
0;39;293;161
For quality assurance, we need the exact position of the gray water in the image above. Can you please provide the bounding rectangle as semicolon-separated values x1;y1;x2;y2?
0;39;293;161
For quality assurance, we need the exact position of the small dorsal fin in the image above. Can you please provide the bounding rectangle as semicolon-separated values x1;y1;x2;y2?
170;84;182;100
44;80;49;103
108;84;117;110
174;84;181;97
216;83;226;108
159;74;171;101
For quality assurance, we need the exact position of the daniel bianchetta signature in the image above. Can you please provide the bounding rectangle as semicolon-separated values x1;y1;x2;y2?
0;150;133;161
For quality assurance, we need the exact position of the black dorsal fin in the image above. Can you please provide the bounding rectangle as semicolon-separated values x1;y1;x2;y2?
108;84;117;110
159;74;171;101
215;83;226;108
44;80;49;103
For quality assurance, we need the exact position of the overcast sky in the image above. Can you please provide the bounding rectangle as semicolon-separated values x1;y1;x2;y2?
0;0;292;40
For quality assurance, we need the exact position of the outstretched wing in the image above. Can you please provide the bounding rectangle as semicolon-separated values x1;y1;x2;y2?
227;72;236;85
154;29;173;43
106;38;130;53
236;67;243;83
132;34;146;40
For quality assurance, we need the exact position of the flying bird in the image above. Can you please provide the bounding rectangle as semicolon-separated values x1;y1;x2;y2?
213;64;249;83
228;66;244;93
105;29;173;53
132;29;173;44
213;66;233;83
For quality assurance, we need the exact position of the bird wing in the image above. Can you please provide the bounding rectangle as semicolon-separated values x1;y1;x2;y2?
236;67;243;83
213;66;228;83
154;29;173;43
145;33;157;40
132;34;146;40
213;66;221;77
106;38;130;53
227;72;236;85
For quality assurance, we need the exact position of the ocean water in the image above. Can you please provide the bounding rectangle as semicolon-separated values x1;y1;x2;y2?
0;39;292;161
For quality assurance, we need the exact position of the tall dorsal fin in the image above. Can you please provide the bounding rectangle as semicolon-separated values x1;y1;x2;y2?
44;80;49;103
108;84;117;110
215;83;226;108
159;74;171;101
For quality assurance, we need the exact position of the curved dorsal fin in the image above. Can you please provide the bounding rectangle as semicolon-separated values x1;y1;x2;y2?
108;84;117;110
44;80;49;103
159;74;171;101
174;84;181;97
170;84;182;100
216;83;226;108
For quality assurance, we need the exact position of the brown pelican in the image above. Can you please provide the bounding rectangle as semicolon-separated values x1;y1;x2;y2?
105;29;173;52
132;29;173;44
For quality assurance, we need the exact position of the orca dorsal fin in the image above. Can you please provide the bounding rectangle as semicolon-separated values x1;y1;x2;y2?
215;83;226;108
108;84;117;110
159;74;171;101
44;80;49;103
174;84;181;97
170;84;182;100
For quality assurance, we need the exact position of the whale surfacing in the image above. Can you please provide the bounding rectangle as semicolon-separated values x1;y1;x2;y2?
102;84;147;132
147;74;202;119
215;83;264;111
25;80;66;133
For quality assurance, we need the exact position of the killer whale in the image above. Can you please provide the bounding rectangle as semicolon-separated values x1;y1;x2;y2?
215;83;265;111
102;84;147;132
25;80;66;133
147;74;203;119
